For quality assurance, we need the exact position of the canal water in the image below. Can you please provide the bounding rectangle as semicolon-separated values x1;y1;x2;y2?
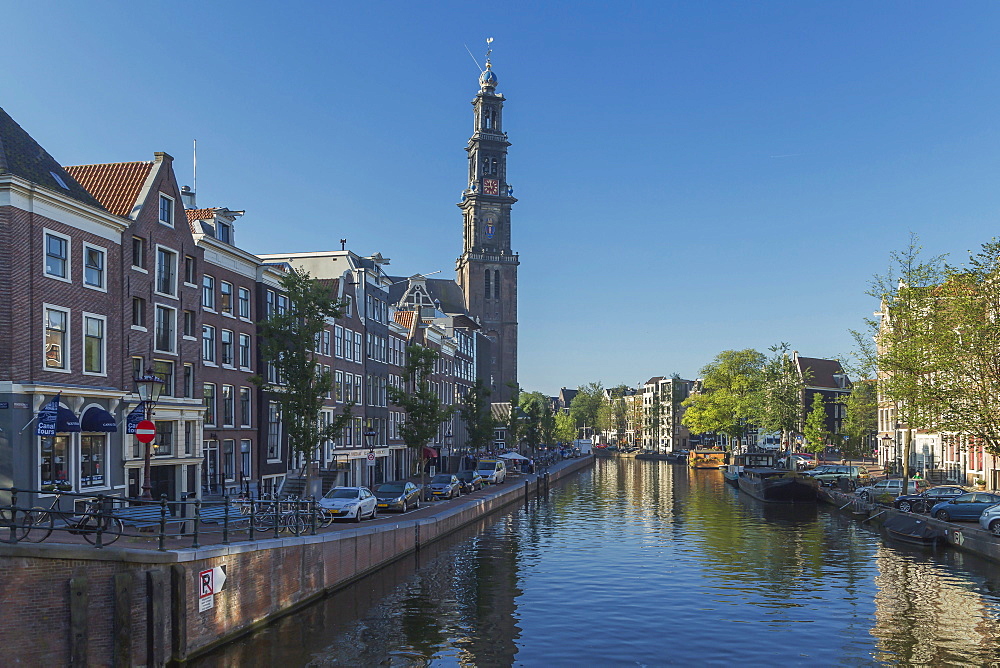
192;459;1000;667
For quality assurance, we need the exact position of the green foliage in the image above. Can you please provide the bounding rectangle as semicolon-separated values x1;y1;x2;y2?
519;391;549;452
599;385;632;445
386;344;455;471
554;412;576;443
681;349;764;440
751;343;805;437
840;379;876;459
802;393;830;454
459;378;495;454
569;382;604;435
252;269;352;463
505;382;522;449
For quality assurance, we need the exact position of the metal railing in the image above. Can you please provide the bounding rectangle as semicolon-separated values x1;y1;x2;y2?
0;488;322;551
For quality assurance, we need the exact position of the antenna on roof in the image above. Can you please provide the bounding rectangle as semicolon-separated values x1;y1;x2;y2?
192;139;197;198
464;43;484;73
340;239;347;251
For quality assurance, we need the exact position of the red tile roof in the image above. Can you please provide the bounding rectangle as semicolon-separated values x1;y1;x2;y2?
185;208;216;222
394;310;415;329
64;161;153;217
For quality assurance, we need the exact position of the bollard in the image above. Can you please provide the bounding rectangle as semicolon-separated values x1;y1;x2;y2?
158;494;168;551
222;495;231;545
524;479;530;503
7;488;17;543
94;494;105;549
192;498;202;549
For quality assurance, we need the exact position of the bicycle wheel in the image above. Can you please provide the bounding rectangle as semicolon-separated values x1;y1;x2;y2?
0;508;33;543
82;517;123;546
284;513;306;536
252;511;275;533
317;508;335;528
21;508;54;543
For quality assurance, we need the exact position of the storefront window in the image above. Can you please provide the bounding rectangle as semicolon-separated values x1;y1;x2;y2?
40;435;71;491
80;435;106;488
155;421;174;457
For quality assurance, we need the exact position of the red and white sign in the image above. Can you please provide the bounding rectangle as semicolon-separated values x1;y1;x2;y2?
135;420;156;444
198;566;228;612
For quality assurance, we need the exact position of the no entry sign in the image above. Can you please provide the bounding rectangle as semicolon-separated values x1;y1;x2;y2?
135;420;156;443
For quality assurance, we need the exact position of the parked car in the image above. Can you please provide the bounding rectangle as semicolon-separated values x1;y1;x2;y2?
777;454;816;470
373;481;422;513
893;485;969;513
929;492;1000;522
319;487;378;522
428;474;462;499
807;465;870;487
476;459;507;485
856;478;930;504
977;503;1000;536
455;470;485;494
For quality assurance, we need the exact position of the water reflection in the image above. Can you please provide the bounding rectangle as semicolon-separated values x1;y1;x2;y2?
193;459;1000;667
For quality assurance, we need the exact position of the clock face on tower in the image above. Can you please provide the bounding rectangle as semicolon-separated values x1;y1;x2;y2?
482;178;499;195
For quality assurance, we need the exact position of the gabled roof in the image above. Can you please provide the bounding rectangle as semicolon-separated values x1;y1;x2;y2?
645;376;665;385
388;276;470;315
796;356;848;390
0;106;104;210
394;310;415;330
64;161;153;217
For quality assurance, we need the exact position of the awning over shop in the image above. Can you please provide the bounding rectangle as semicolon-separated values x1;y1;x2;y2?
35;395;81;435
423;446;439;459
81;406;117;432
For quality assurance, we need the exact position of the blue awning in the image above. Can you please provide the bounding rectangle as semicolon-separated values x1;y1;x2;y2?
81;406;116;432
56;406;81;433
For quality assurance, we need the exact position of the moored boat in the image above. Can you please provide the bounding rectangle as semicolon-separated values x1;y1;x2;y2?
688;449;727;469
723;451;777;487
738;468;819;503
882;514;944;546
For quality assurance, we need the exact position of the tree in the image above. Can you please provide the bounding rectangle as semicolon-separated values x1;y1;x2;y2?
554;412;576;444
802;392;830;454
504;382;522;451
751;343;805;450
840;379;876;461
681;349;764;445
387;344;455;492
569;382;604;440
459;379;495;456
252;269;353;490
519;391;550;454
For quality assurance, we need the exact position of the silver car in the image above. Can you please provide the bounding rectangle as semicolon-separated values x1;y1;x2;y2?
978;503;1000;536
319;486;378;522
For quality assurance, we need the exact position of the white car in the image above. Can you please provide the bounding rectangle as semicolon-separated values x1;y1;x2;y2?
319;486;378;522
476;459;507;485
855;478;927;503
979;504;1000;536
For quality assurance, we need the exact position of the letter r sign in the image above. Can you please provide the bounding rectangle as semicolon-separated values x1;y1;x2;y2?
199;569;214;598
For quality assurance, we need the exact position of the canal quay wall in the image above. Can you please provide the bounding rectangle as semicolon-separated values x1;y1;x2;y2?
0;456;594;667
819;487;1000;563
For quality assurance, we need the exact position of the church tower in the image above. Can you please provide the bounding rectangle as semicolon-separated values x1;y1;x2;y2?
456;48;519;402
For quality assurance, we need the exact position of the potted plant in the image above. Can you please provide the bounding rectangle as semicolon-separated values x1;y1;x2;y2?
974;477;987;490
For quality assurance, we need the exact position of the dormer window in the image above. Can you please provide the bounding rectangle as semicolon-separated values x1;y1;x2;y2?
216;222;231;244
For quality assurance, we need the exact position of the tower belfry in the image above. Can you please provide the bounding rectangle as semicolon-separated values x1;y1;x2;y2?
456;41;519;401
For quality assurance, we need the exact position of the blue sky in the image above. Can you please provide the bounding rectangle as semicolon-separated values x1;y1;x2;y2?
6;2;1000;395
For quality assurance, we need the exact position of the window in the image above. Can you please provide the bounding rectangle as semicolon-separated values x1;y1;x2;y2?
183;310;195;337
238;333;251;368
240;439;251;479
132;297;146;328
335;326;344;358
322;330;331;356
266;290;276;317
153;360;174;397
323;365;332;398
335;370;344;403
83;245;105;289
221;330;234;366
132;236;146;269
154;305;176;353
216;222;231;244
343;329;353;361
159;194;174;226
202;325;216;363
184;421;195;456
83;315;105;375
204;384;216;426
183;363;194;398
41;435;70;491
267;402;281;459
277;295;289;315
238;287;251;319
354;374;362;405
222;385;234;426
154;421;174;456
80;435;105;488
45;232;69;280
223;439;235;480
344;295;352;317
156;247;177;296
44;307;69;370
354;332;362;363
220;282;233;314
240;387;252;427
132;356;145;382
494;270;501;299
202;275;215;310
484;270;491;298
184;255;197;285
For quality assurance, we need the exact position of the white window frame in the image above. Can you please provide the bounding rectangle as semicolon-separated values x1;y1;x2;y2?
354;332;362;363
81;312;107;376
159;193;175;227
239;387;252;428
220;281;234;316
154;244;179;299
43;303;71;374
153;304;178;355
238;287;252;320
43;229;72;283
221;329;235;368
202;274;216;312
202;325;217;365
81;242;108;292
222;384;235;427
238;333;252;370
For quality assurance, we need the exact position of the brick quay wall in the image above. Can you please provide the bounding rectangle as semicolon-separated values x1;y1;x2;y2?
0;456;593;666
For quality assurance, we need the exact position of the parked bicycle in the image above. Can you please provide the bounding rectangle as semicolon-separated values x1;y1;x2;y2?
22;493;123;545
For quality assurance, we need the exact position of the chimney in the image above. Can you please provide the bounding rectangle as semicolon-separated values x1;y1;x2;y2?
181;185;197;209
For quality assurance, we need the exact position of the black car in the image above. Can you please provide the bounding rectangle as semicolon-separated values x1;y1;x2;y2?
893;485;970;513
373;481;422;513
455;470;485;494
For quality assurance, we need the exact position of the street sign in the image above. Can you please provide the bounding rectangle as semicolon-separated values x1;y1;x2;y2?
367;451;376;467
135;420;156;444
198;565;228;613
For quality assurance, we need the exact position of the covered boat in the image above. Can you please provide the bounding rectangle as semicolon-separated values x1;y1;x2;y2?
738;468;819;503
882;514;944;546
689;449;727;469
723;451;777;487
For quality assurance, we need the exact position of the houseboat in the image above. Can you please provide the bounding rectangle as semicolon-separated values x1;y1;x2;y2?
738;468;819;503
722;451;777;487
688;449;727;470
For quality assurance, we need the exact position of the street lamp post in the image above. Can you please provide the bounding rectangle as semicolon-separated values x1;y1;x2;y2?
134;371;165;500
364;427;377;489
880;434;894;474
444;431;453;473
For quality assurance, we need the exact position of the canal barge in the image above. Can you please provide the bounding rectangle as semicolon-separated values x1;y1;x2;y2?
722;451;777;487
689;449;727;469
738;468;819;503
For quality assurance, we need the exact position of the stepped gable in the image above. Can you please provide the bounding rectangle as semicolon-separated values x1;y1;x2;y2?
64;161;153;217
0;106;103;209
387;276;470;315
